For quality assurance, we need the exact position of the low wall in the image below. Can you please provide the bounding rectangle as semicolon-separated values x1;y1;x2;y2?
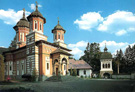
112;74;135;79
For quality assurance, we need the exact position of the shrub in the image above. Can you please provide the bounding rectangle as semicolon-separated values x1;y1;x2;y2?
32;68;37;81
72;69;77;76
22;74;32;81
0;55;5;81
81;75;83;78
70;68;73;76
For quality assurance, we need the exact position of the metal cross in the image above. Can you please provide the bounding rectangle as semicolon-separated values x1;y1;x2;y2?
23;8;25;12
58;17;59;24
36;1;38;6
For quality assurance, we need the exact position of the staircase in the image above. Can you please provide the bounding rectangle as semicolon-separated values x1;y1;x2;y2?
45;76;62;82
45;75;83;82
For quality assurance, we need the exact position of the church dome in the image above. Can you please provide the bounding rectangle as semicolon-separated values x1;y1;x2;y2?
13;9;29;30
52;20;66;33
100;52;112;59
27;4;46;23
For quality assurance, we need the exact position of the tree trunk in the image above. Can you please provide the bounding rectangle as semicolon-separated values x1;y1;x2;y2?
117;63;119;74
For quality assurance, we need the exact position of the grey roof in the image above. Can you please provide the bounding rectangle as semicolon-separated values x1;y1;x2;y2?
100;52;112;59
52;23;66;33
68;59;92;69
13;17;29;30
27;7;46;23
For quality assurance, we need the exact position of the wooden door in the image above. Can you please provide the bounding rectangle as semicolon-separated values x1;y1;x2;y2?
56;68;58;76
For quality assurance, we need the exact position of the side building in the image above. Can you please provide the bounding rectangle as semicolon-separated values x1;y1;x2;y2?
3;3;72;81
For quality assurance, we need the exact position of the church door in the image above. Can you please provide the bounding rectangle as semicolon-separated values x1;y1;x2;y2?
56;68;58;76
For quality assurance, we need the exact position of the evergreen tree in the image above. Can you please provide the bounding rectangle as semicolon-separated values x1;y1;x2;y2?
0;54;5;81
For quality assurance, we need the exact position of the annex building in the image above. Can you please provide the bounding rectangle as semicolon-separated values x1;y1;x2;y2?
3;3;72;81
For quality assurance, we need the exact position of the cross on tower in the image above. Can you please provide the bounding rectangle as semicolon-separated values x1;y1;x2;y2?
23;8;25;18
36;1;38;10
58;17;59;24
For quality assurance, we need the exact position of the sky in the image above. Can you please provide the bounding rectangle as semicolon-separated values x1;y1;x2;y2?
0;0;135;59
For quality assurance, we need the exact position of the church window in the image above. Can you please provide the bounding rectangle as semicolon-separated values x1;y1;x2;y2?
20;33;22;41
58;33;60;39
84;70;86;74
103;64;104;68
22;65;23;70
105;64;107;68
40;23;42;30
10;66;12;71
108;64;110;68
35;21;37;29
47;63;49;70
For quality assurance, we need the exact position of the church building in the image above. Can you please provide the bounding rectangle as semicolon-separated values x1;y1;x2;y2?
3;2;72;81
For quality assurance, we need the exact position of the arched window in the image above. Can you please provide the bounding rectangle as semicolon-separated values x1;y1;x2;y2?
58;33;60;39
108;64;110;68
35;21;37;29
40;23;42;30
103;64;104;68
106;64;107;68
20;33;22;41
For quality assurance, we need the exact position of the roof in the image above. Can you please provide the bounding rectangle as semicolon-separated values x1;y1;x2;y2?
100;52;112;59
36;40;71;51
68;59;92;69
13;11;29;30
52;21;66;33
27;5;46;23
51;48;72;56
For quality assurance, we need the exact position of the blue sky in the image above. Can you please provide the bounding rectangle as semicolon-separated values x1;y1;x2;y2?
0;0;135;59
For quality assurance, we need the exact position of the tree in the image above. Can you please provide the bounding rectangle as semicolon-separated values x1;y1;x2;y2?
80;42;101;72
0;54;5;81
32;68;37;81
70;68;73;76
72;69;77;76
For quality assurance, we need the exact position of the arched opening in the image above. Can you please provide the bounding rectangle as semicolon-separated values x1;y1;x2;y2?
108;64;110;68
54;59;59;76
103;64;104;68
103;73;110;79
62;58;67;75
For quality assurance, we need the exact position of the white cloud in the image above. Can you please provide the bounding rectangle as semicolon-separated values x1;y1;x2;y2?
115;30;127;36
74;12;103;30
68;41;88;48
0;9;30;25
29;4;42;10
98;10;135;36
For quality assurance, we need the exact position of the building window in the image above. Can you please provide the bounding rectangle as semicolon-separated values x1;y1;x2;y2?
20;33;22;41
84;70;86;75
58;33;60;39
106;64;107;68
22;65;23;70
40;23;42;30
47;63;49;70
35;21;37;29
29;37;32;42
10;66;12;71
103;64;104;68
108;64;110;68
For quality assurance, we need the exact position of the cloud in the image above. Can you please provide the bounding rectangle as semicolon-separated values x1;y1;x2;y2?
0;9;30;25
29;4;42;10
74;12;103;30
98;10;135;36
74;11;135;36
68;40;132;59
68;41;88;48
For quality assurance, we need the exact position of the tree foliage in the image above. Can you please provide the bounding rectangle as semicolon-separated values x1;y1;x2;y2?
0;54;5;81
113;45;135;74
80;42;101;72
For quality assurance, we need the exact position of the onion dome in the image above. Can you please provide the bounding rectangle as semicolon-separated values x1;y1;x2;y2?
27;2;46;23
101;43;112;59
13;8;29;30
52;18;66;33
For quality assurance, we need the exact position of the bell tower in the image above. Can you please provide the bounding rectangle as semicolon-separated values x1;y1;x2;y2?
52;18;67;48
27;1;46;34
13;8;29;48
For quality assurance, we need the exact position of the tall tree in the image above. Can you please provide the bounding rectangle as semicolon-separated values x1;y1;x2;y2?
0;54;5;81
80;42;101;72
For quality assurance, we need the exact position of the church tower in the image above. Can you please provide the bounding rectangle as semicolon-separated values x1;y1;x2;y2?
52;18;67;48
13;8;29;48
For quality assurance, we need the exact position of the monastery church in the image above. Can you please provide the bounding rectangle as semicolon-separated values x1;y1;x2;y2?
3;2;72;81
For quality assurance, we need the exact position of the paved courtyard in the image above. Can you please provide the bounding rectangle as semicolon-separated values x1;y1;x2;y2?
28;79;135;92
0;79;135;92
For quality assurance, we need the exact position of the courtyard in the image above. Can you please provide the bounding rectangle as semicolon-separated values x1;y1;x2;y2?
0;78;135;92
